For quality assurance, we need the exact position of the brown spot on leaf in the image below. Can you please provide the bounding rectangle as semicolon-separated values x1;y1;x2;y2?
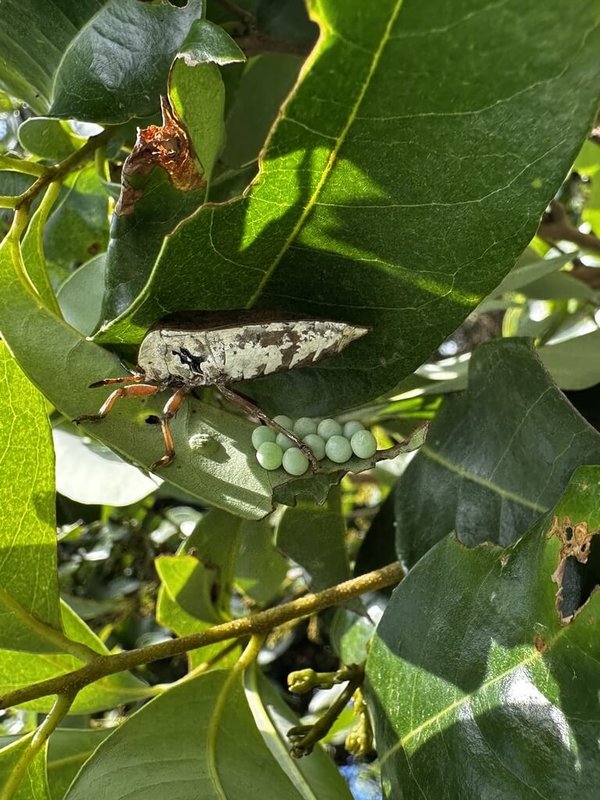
534;634;547;653
550;515;600;623
115;96;204;215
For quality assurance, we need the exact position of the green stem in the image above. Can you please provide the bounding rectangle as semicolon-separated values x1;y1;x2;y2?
0;562;403;710
0;155;50;178
0;587;98;662
289;675;362;757
20;180;63;316
0;196;18;209
94;146;111;182
0;693;74;800
15;128;113;211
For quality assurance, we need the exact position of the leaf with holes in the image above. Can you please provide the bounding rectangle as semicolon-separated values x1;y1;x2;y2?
395;339;600;568
366;466;600;800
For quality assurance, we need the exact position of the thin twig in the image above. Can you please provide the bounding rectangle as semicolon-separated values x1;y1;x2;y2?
214;0;256;26
0;693;74;800
234;32;313;58
0;562;403;710
15;128;113;211
538;200;600;254
0;154;50;178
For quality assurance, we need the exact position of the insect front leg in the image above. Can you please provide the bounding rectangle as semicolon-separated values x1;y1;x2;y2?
150;388;188;471
88;374;146;389
74;384;161;423
217;384;319;472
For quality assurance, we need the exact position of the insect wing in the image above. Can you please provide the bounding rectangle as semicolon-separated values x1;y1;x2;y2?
214;320;368;382
139;316;369;386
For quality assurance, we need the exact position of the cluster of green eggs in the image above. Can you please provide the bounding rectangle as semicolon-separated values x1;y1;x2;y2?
251;415;378;476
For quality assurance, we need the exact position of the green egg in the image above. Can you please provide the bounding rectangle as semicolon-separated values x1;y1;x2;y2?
294;416;318;437
273;414;294;430
325;434;352;463
256;442;283;470
302;433;326;461
317;418;343;440
343;420;364;439
251;426;277;450
282;447;309;476
350;430;377;459
276;431;295;450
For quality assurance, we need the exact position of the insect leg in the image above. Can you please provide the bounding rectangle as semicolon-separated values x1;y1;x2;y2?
74;384;160;423
89;374;145;389
151;388;188;471
217;384;319;472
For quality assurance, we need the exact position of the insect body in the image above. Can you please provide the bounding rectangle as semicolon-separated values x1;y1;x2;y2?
76;311;369;471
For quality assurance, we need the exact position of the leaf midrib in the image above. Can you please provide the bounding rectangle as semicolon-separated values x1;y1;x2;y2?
421;444;547;513
379;617;573;767
244;0;406;308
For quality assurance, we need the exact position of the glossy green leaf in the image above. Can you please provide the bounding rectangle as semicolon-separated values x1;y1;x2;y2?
256;0;319;45
395;339;600;567
354;489;396;579
0;233;282;518
155;554;223;666
184;508;286;609
101;160;206;321
367;466;600;799
540;329;600;391
49;0;203;123
20;187;63;316
169;18;245;181
65;670;314;799
57;254;106;336
0;602;150;715
47;730;109;800
276;487;350;591
0;342;62;652
245;667;353;799
233;517;288;606
156;554;241;670
0;0;105;112
222;54;303;169
575;139;600;233
43;167;109;268
0;734;50;800
96;0;600;420
518;271;596;301
53;424;159;507
18;118;84;161
490;252;574;296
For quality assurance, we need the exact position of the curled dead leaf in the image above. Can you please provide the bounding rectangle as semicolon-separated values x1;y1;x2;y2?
116;97;205;215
